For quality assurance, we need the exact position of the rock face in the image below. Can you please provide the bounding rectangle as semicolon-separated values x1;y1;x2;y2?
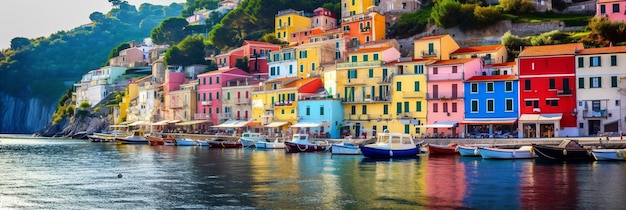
35;116;112;138
0;92;55;134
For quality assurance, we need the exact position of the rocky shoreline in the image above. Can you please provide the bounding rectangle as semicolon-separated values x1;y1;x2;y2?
34;116;111;138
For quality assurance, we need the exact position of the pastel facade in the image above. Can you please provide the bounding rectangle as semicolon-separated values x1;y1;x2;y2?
391;58;435;136
267;48;298;79
275;9;312;43
221;78;261;123
518;43;583;138
295;41;337;78
575;46;626;136
295;99;344;138
196;68;251;125
215;41;278;78
450;44;508;65
596;0;626;22
169;82;197;122
341;12;385;47
463;62;519;138
75;66;127;108
425;58;483;138
290;28;325;46
109;47;147;68
311;7;337;31
125;76;155;123
413;35;460;60
341;0;375;17
376;0;421;14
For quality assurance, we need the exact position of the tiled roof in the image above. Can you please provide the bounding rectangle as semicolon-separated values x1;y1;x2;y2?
415;35;448;41
466;75;517;82
578;46;626;55
451;45;503;54
598;0;623;3
386;58;436;65
431;58;478;66
518;43;583;57
243;40;275;46
283;77;318;88
489;62;517;67
198;68;244;75
353;46;392;53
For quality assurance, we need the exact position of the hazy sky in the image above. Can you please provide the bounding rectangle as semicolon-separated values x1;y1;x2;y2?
0;0;185;50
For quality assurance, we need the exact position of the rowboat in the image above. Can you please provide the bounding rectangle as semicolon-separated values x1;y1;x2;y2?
359;131;419;158
239;132;268;147
175;138;197;146
428;143;459;154
532;140;594;161
457;145;481;157
284;133;329;153
146;135;175;146
116;130;148;144
478;146;536;159
256;138;285;149
208;139;243;148
591;149;626;161
331;141;362;155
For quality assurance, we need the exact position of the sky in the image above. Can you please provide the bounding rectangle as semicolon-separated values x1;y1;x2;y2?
0;0;185;50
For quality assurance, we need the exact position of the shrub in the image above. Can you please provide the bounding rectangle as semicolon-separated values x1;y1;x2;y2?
473;6;501;27
501;31;529;52
431;0;462;28
79;101;91;109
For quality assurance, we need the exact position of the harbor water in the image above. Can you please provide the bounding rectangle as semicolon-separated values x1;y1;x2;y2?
1;136;626;209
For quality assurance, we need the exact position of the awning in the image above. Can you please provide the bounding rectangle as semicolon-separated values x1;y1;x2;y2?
245;121;262;127
461;118;517;124
212;120;248;128
291;121;329;128
416;121;458;128
151;121;168;126
168;120;182;123
343;123;353;126
264;121;290;128
176;120;209;126
128;121;148;126
519;113;563;122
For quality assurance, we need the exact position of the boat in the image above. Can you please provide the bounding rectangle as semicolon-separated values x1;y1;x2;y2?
256;138;285;149
532;139;594;161
331;138;363;155
457;145;482;157
195;140;210;146
284;133;329;153
591;149;626;161
90;130;127;142
175;138;197;146
146;135;175;146
359;131;419;158
208;139;243;148
478;146;536;159
239;132;268;147
116;130;148;144
427;143;459;154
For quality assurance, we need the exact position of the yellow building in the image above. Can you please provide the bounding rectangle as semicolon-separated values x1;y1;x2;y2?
335;45;403;137
168;82;197;122
275;9;312;43
341;0;375;18
413;34;460;60
117;81;139;124
295;41;336;78
450;44;509;65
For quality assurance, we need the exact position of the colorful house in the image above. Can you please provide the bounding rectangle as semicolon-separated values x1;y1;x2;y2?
275;9;312;43
463;62;519;138
596;0;626;22
295;99;344;139
517;43;583;137
75;66;127;108
391;58;436;137
168;81;197;122
341;11;385;47
376;0;421;14
295;41;337;78
335;45;401;138
413;34;460;60
424;58;483;138
214;40;279;78
450;44;508;65
267;48;298;79
219;78;263;130
341;0;375;17
196;68;251;126
290;28;325;46
575;46;626;136
311;7;337;31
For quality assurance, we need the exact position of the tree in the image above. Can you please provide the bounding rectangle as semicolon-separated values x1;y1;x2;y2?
10;37;31;50
501;31;529;54
473;6;501;27
164;35;208;66
89;12;107;23
150;17;190;45
583;18;626;47
431;0;462;28
235;57;249;72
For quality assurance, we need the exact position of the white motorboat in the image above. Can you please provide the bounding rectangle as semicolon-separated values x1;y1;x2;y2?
256;138;285;149
239;132;268;147
591;149;626;161
175;138;197;146
360;130;419;158
116;130;148;144
195;140;210;146
478;146;536;159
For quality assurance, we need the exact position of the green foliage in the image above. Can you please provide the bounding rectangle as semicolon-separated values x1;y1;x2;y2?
473;6;501;27
431;0;462;28
530;30;568;46
501;31;529;54
150;17;190;45
10;37;31;50
583;18;626;47
104;42;131;66
164;35;209;66
181;0;221;17
79;101;92;109
389;7;432;38
500;0;535;14
235;57;250;72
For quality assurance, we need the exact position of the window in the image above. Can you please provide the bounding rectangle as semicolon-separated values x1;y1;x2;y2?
612;76;618;87
452;102;457;112
289;65;293;74
227;92;230;100
486;82;494;93
546;99;559;106
369;69;374;78
452;66;457;73
549;78;555;89
363;55;369;61
416;101;422;112
320;106;324;115
505;98;513;112
306;106;310;116
414;81;420;91
396;82;402;91
396;102;402;114
348;69;357;79
590;56;601;67
617;99;621;106
351;56;357;62
471;100;478;113
601;5;606;14
351;105;356;115
383;105;389;114
533;100;539;108
580;123;584;129
433;103;439;113
433;67;438;74
373;54;379;61
613;3;620;12
579;78;585;88
611;55;617;66
216;76;220;83
281;109;285;115
524;80;531;90
487;99;494;113
216;92;220;100
590;77;602;88
203;78;206;85
209;77;213;84
471;83;478;93
311;63;316;71
578;57;584;68
300;64;304;73
362;105;367;114
443;102;448;113
414;65;424;74
505;81;513;92
404;102;409;112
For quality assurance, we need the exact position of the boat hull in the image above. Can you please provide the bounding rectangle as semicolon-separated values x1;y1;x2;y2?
331;143;361;155
175;138;197;146
240;139;257;147
209;141;243;148
428;144;458;154
116;138;148;144
457;146;480;157
284;142;327;153
360;146;419;158
532;144;594;161
479;147;536;159
592;149;626;161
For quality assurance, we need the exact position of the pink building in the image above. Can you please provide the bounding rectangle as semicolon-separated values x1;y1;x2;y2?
425;58;483;138
196;68;251;125
214;40;279;79
597;0;626;22
289;28;325;46
311;7;337;31
109;48;147;67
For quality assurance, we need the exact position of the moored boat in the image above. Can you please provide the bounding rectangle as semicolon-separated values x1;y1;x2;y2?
479;146;536;159
208;139;243;148
359;131;419;158
428;143;459;154
116;130;148;144
175;138;197;146
256;138;285;149
195;140;210;146
284;133;329;153
591;149;626;161
532;140;594;161
457;145;482;157
239;132;268;147
331;141;362;155
146;135;175;146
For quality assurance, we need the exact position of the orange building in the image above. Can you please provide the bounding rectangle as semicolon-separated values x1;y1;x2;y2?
340;11;385;48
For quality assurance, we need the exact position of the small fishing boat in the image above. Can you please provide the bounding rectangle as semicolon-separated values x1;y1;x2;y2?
427;143;459;154
256;138;285;149
195;140;210;146
175;138;197;146
591;149;626;161
239;132;268;147
532;139;594;161
359;130;419;158
208;139;243;148
146;135;175;146
90;130;127;142
457;145;482;157
116;130;148;144
284;133;329;153
331;141;362;155
479;146;536;159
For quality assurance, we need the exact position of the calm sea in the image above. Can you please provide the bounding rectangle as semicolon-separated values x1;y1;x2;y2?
1;136;625;209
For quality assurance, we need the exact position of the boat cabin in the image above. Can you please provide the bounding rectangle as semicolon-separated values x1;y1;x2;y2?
376;131;415;148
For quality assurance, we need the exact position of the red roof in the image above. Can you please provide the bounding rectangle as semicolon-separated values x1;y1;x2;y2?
451;45;503;54
519;43;583;57
489;62;517;68
353;46;392;53
198;68;247;75
578;46;626;55
415;35;448;41
431;58;478;66
466;75;517;82
283;77;319;88
243;40;276;46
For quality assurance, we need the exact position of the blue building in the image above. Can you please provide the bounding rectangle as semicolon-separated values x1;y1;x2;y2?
463;62;519;138
295;98;344;138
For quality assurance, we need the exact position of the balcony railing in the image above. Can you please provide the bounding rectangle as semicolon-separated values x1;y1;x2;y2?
341;96;391;103
557;89;572;96
426;92;464;100
360;27;370;33
274;101;294;107
582;109;608;118
336;60;383;69
422;50;438;57
194;113;212;120
344;78;367;86
428;73;464;81
402;91;425;98
201;101;212;106
219;113;232;119
234;98;251;105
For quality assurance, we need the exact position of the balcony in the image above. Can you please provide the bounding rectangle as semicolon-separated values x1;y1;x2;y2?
422;50;438;57
201;101;212;106
360;27;370;33
428;73;464;81
342;13;370;23
557;89;572;96
194;113;212;120
336;60;383;69
426;92;464;100
402;91;425;98
344;78;367;86
170;103;183;109
219;113;232;120
274;101;294;107
341;95;391;103
276;24;289;29
234;98;251;105
583;109;608;119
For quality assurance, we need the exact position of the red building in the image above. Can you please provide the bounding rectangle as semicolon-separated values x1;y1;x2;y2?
517;43;583;138
214;40;279;79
